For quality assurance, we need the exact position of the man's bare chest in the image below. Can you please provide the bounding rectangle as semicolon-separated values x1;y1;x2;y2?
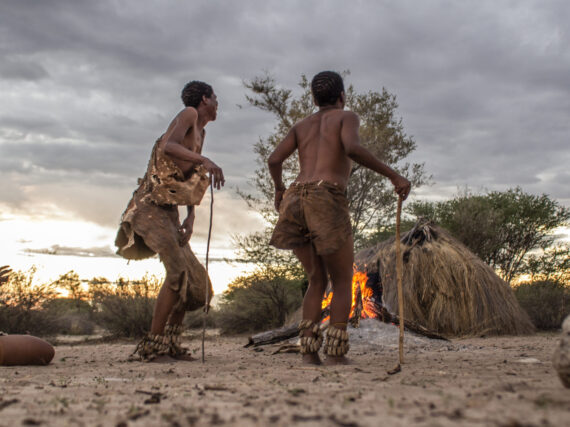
181;130;204;154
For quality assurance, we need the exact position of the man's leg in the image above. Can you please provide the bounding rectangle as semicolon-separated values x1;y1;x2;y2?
150;285;179;335
127;205;191;362
144;281;192;362
321;234;354;365
293;244;328;365
132;283;179;363
147;243;188;361
153;242;213;361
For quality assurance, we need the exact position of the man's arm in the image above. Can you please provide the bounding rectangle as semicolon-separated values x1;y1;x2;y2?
178;206;195;246
268;127;298;210
340;112;411;199
163;108;225;189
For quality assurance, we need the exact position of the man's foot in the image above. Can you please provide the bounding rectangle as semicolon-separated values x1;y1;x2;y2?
302;353;322;365
324;355;350;366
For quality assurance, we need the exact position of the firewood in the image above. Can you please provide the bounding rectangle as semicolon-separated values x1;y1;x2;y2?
245;323;300;347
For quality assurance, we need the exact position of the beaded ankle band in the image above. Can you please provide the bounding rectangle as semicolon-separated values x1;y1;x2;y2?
131;324;188;361
132;333;170;361
324;324;349;357
164;323;188;357
298;319;323;354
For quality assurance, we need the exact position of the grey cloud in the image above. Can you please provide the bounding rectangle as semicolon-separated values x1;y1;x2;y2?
0;57;50;81
0;0;569;240
0;140;147;177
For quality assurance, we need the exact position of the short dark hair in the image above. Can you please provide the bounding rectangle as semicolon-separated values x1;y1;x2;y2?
181;81;213;107
311;71;344;106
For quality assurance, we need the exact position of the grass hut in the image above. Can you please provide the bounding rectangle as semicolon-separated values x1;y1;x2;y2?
355;220;534;337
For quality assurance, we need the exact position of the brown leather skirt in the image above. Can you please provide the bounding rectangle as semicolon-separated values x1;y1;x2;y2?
270;181;352;256
115;190;212;311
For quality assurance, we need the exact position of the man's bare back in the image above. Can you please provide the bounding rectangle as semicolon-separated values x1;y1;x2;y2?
291;108;353;189
269;103;409;209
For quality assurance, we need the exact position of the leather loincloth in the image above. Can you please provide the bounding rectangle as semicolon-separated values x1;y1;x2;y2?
269;181;352;256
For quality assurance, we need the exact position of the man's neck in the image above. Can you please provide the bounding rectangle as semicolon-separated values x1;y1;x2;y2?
318;105;340;111
318;99;344;112
196;111;210;130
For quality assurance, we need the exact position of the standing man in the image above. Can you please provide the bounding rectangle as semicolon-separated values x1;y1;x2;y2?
116;81;224;362
268;71;410;365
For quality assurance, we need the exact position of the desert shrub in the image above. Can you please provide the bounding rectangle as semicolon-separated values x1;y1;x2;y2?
57;313;97;335
514;280;570;329
0;267;61;336
94;295;155;337
0;305;63;336
216;268;303;335
90;275;160;338
183;307;218;329
43;298;96;335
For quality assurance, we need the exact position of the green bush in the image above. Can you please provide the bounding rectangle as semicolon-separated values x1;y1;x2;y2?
514;280;570;329
0;268;61;336
90;276;160;338
216;268;303;335
0;305;62;336
183;307;218;329
43;298;96;335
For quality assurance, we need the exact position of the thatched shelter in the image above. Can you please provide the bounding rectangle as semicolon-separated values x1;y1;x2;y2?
355;220;534;337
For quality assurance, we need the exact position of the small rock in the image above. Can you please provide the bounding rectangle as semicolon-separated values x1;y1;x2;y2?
552;315;570;388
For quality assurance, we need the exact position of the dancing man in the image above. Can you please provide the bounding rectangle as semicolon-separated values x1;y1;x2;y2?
268;71;410;365
116;81;224;362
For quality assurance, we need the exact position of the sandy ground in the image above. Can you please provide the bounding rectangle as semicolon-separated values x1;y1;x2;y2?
1;319;568;427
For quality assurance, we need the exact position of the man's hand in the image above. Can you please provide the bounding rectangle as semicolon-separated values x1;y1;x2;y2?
0;265;12;286
274;188;286;211
202;158;225;190
392;175;411;200
178;213;195;247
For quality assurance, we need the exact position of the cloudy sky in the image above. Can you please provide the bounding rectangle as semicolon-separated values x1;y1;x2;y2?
1;0;568;291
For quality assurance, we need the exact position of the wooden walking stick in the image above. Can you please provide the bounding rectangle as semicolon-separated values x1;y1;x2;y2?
388;194;405;375
395;194;405;365
201;179;214;363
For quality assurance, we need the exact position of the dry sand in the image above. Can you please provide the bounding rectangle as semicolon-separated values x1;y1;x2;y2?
1;319;568;427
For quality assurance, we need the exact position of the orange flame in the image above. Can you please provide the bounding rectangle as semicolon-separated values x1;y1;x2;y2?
321;265;377;321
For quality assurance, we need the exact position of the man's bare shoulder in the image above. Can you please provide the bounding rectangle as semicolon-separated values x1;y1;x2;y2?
176;106;198;123
340;110;359;121
162;107;199;145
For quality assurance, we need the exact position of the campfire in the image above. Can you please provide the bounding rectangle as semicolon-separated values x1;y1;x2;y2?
320;266;382;323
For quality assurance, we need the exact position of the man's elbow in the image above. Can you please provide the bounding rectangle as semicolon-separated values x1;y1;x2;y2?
267;153;282;168
164;141;176;155
344;144;360;161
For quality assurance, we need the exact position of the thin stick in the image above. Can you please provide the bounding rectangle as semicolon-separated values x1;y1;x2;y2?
201;180;214;363
395;195;405;365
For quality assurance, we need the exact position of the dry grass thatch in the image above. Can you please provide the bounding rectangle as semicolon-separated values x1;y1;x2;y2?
355;220;535;337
